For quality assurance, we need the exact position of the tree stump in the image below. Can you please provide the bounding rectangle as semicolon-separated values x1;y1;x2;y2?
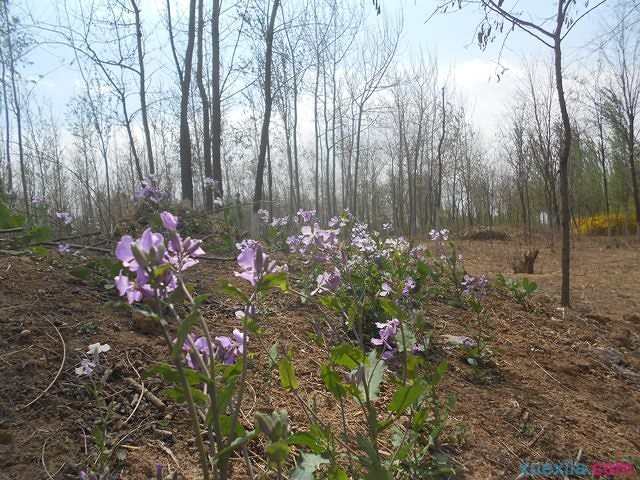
512;249;539;274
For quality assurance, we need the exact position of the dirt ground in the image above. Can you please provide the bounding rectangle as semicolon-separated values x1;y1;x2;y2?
0;234;638;479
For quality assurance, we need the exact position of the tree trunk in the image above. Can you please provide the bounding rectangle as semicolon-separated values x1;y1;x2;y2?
1;56;11;195
131;0;155;175
252;0;280;212
627;115;640;237
553;5;571;307
4;5;27;217
211;0;223;203
196;0;213;210
179;0;197;204
435;86;446;226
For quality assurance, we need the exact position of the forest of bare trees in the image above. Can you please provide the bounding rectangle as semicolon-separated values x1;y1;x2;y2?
0;0;639;295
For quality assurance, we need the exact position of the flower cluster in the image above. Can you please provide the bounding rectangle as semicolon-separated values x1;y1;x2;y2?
134;177;165;204
114;212;204;304
351;223;377;254
32;195;45;206
287;223;339;261
270;216;289;228
379;282;393;297
313;268;342;295
402;277;416;296
75;342;111;377
429;228;449;241
55;211;73;225
181;329;247;368
257;209;270;223
383;237;410;253
461;274;488;298
296;209;316;224
382;222;392;232
328;215;349;228
371;318;400;360
234;240;286;286
58;243;71;254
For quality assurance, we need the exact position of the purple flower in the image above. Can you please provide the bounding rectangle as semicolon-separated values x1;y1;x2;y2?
113;214;205;304
429;228;449;241
371;318;400;360
379;282;393;297
257;209;270;223
134;177;165;203
382;223;392;231
402;277;416;295
215;329;246;365
461;274;488;298
410;246;425;259
55;212;73;224
160;211;178;231
296;209;316;224
313;268;341;295
167;233;205;272
180;334;208;369
75;358;96;376
270;216;289;228
234;240;282;286
57;243;71;254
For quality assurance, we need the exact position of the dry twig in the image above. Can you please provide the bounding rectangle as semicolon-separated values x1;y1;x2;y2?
18;318;66;410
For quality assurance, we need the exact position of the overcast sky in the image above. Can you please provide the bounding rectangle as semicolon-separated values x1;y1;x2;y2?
18;0;618;151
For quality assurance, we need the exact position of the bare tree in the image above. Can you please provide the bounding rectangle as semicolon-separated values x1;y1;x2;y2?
434;0;608;306
602;5;640;237
253;0;280;212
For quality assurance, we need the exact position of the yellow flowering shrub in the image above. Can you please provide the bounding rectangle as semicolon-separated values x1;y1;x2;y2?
576;212;637;235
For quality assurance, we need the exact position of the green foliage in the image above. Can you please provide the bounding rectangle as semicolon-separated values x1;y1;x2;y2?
496;274;538;305
278;355;299;391
0;199;25;228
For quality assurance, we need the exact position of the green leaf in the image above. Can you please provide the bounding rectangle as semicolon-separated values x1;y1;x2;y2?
360;351;385;401
29;245;49;257
388;381;427;414
320;365;347;399
328;467;349;480
172;310;201;358
163;385;208;406
395;325;416;353
288;431;323;453
25;225;51;243
0;200;25;228
193;294;210;306
278;356;299;391
268;342;279;368
330;343;365;369
290;453;329;480
257;271;289;292
265;440;290;465
221;282;249;303
378;297;403;319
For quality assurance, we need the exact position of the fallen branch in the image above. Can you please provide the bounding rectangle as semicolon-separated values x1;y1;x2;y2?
41;230;103;244
201;254;234;261
41;241;111;254
18;319;66;410
0;227;23;233
124;377;166;409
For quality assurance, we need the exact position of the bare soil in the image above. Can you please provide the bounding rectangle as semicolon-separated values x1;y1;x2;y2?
0;234;638;479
